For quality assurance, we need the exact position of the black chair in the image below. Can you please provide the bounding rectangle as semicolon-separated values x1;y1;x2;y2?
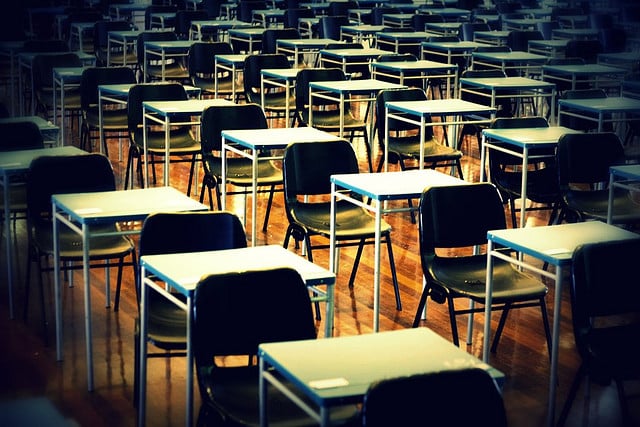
543;57;588;99
261;27;301;60
373;53;421;87
317;15;350;41
293;67;373;172
556;238;640;427
565;39;602;64
362;368;508;427
32;53;83;125
136;31;190;83
412;183;552;354
174;10;208;40
282;140;402;310
237;0;267;23
79;66;137;156
133;211;248;408
556;132;640;226
24;154;136;342
486;116;561;228
0;121;44;228
506;30;544;53
370;7;399;25
92;20;135;67
144;5;178;30
193;267;359;426
187;41;241;100
457;22;490;41
62;9;102;53
124;83;201;195
243;53;296;125
284;7;315;31
411;13;445;32
199;103;282;231
599;28;627;53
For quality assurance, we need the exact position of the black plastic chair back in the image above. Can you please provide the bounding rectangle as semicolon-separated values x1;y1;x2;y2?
284;8;315;28
175;10;208;39
0;122;44;151
93;20;132;55
565;39;602;64
80;66;136;111
200;103;268;154
295;67;346;113
507;30;544;52
188;41;233;76
411;13;444;31
32;53;82;93
458;22;490;41
237;0;267;22
262;28;300;54
136;31;179;69
318;15;349;40
243;53;291;104
376;87;433;145
127;83;188;133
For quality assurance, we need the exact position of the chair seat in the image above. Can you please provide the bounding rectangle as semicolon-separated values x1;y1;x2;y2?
38;89;82;110
132;128;201;154
259;92;296;113
85;107;129;130
387;136;463;162
192;75;238;95
565;188;640;223
289;201;393;239
204;156;282;187
300;110;365;130
143;293;188;350
32;222;135;260
493;166;560;203
588;322;640;383
145;63;189;80
428;254;549;304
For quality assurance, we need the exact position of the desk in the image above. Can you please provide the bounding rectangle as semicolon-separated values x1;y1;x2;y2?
189;19;252;41
149;12;176;30
385;98;496;161
139;244;337;426
541;63;628;92
52;66;84;146
471;50;548;77
142;98;232;187
424;22;463;36
260;68;299;126
598;51;640;71
420;40;483;68
109;3;147;21
484;222;640;426
252;8;285;27
557;96;640;133
480;126;581;228
107;30;141;67
340;25;387;45
375;31;430;55
228;27;267;54
371;60;458;94
298;17;321;39
381;13;415;29
276;38;337;68
528;39;568;58
330;169;465;331
502;17;547;31
318;48;387;78
419;7;472;22
308;78;406;138
221;127;341;246
53;186;207;392
214;53;247;100
143;40;194;82
259;327;504;426
473;30;510;46
68;22;95;53
552;28;598;40
459;76;557;123
0;146;85;320
608;164;640;224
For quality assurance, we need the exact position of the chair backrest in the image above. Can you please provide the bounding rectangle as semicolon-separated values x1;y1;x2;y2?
127;83;188;132
318;15;350;40
570;239;640;361
0;122;44;151
362;368;508;427
136;30;179;68
371;7;399;25
412;13;445;31
507;30;544;52
93;20;132;53
200;103;268;154
201;0;223;19
175;10;208;39
284;7;315;28
243;53;291;104
80;66;136;111
237;0;267;22
598;28;627;53
460;69;512;115
262;28;300;54
32;53;82;92
536;20;559;40
419;183;506;255
23;39;69;53
283;139;358;202
295;67;346;113
375;87;432;146
327;0;355;17
193;267;316;363
139;211;247;257
458;22;490;41
565;39;602;64
488;116;550;168
27;153;115;224
557;132;625;190
588;12;613;30
188;41;233;76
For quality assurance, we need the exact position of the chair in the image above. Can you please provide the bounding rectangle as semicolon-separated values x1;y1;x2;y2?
556;132;640;226
559;88;613;133
411;183;552;354
599;28;627;53
317;15;350;41
124;83;201;195
556;238;640;427
79;66;137;156
144;5;178;30
506;30;544;53
199;103;282;231
243;53;296;125
284;7;315;31
192;267;359;426
411;13;445;32
0;122;44;227
487;116;561;228
293;67;373;172
136;31;190;84
320;41;371;79
23;154;136;342
174;10;208;40
261;27;300;55
375;88;464;222
62;9;102;53
370;7;399;26
457;22;490;41
282;140;402;310
543;57;588;98
588;12;614;30
362;368;508;427
133;210;248;408
187;41;241;100
92;20;136;67
31;52;83;125
237;0;267;23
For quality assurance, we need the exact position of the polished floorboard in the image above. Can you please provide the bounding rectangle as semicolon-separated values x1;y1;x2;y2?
1;105;639;427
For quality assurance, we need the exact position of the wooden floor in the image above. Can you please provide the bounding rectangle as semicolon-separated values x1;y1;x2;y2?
1;105;639;427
